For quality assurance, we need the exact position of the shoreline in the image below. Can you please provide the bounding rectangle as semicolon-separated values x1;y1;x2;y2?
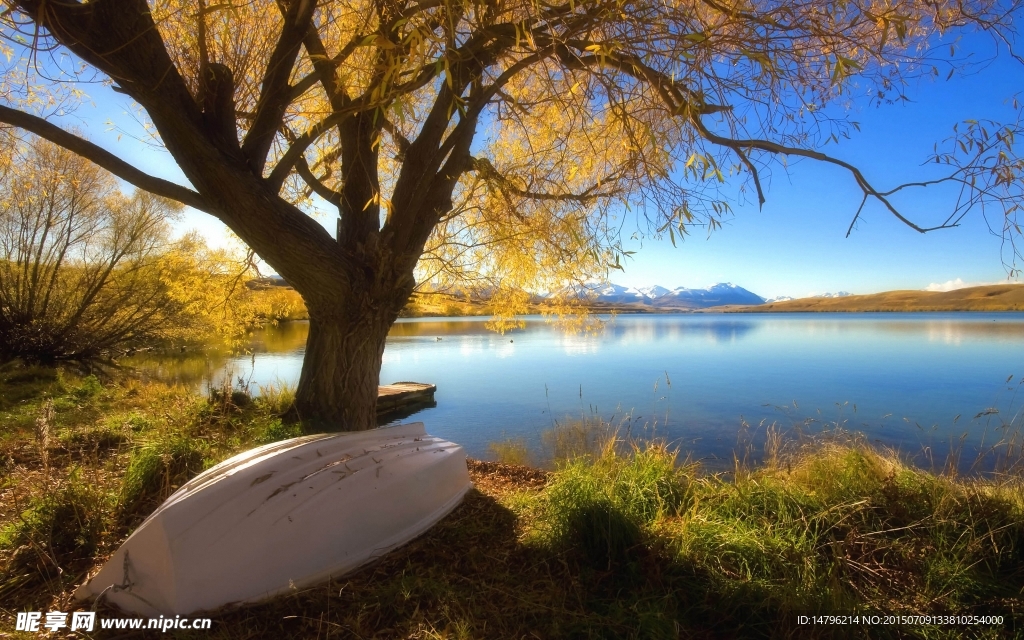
258;283;1024;319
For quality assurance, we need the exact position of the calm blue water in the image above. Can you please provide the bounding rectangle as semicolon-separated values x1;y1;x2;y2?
202;313;1024;470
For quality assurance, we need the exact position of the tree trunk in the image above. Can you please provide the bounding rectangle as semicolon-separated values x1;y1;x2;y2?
290;300;397;432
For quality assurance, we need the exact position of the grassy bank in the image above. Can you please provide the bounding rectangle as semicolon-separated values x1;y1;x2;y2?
724;284;1024;313
0;364;1022;638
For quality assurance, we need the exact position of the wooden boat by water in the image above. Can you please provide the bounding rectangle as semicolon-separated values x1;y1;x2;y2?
75;422;471;616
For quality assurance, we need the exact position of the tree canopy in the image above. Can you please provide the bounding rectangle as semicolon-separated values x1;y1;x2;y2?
1;0;1022;427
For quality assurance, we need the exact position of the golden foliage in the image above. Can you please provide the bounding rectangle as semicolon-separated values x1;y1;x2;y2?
0;135;302;360
154;232;307;347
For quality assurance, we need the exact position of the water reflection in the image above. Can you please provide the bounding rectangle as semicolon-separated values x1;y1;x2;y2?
125;312;1024;470
389;315;762;345
251;321;311;353
125;350;229;387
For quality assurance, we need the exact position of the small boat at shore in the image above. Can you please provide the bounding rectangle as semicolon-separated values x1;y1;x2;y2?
75;422;471;616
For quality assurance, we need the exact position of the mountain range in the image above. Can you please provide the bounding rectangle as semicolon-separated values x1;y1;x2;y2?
262;274;857;311
576;284;858;309
580;283;766;309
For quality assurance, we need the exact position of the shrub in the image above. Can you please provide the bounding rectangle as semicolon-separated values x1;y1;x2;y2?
71;375;103;399
254;383;297;415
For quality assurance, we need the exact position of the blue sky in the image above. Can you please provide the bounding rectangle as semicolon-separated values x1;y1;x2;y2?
45;33;1024;301
614;34;1024;299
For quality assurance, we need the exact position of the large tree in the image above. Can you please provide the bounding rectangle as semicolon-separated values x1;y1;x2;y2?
1;0;1022;429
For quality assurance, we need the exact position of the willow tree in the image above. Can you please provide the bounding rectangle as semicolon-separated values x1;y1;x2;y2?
1;0;1022;429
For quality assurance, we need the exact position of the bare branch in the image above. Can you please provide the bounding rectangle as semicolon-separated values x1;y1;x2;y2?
0;105;213;214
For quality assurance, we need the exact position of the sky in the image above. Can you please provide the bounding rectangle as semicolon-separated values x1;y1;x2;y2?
39;32;1024;301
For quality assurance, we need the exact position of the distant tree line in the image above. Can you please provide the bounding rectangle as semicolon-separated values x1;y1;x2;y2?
0;135;302;363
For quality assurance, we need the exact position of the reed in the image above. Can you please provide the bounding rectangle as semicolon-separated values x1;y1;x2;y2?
487;436;532;467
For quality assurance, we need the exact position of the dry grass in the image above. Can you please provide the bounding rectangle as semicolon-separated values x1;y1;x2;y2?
398;292;495;318
725;284;1024;313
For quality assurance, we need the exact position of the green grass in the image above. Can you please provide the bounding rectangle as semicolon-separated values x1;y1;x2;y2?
0;365;1021;638
118;431;210;518
544;441;688;570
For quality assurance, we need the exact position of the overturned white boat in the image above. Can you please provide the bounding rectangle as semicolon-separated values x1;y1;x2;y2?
76;422;471;616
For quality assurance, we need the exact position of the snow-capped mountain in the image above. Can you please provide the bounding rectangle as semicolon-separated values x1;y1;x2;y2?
585;283;647;304
637;285;671;299
650;283;765;308
765;295;794;303
579;282;766;309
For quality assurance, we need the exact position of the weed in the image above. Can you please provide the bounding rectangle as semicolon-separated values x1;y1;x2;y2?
34;400;53;486
488;437;532;466
545;442;685;571
541;416;617;463
254;382;296;415
71;374;103;399
0;471;107;592
118;432;210;517
251;418;302;444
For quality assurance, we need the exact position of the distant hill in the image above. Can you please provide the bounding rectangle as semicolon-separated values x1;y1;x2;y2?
247;274;293;290
722;284;1024;312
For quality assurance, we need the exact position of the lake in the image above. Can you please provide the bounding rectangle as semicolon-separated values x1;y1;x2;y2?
133;313;1024;472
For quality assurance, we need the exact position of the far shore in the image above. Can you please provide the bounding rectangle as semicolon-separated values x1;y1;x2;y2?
259;283;1024;321
716;283;1024;313
399;283;1024;316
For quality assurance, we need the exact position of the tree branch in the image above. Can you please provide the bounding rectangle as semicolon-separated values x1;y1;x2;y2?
241;0;317;175
295;156;343;206
470;157;619;203
267;111;353;192
689;117;946;235
559;43;952;236
380;117;412;158
0;105;213;214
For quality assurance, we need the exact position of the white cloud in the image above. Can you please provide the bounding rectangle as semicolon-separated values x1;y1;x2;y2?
925;278;969;292
924;278;1020;292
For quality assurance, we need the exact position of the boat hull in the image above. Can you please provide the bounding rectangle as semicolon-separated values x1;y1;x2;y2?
75;422;471;615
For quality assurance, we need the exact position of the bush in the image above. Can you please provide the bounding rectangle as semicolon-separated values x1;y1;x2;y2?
57;424;128;453
0;135;289;363
71;375;103;399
